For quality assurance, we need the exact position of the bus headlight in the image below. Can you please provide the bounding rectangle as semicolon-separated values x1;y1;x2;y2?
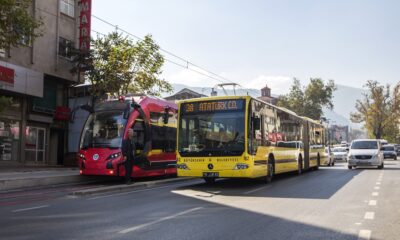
177;163;190;170
234;163;249;170
107;152;122;160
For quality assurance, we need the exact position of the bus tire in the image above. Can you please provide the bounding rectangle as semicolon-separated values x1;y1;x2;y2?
297;155;303;175
264;156;275;183
315;154;320;170
204;177;216;184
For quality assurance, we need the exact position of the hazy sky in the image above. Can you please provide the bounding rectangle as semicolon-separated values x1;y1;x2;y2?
92;0;400;95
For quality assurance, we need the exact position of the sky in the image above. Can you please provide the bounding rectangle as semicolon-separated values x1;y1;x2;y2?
92;0;400;95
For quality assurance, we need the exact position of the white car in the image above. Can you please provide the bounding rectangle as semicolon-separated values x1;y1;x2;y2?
348;139;384;169
332;147;348;162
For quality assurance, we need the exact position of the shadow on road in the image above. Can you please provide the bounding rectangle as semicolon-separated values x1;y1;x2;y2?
177;165;363;200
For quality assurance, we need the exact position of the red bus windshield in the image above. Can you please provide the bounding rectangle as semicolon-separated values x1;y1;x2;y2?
80;110;127;149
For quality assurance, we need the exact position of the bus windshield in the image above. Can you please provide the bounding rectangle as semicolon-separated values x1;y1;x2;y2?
178;111;245;157
80;111;127;149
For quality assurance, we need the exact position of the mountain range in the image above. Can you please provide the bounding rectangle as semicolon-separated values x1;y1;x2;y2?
166;83;366;129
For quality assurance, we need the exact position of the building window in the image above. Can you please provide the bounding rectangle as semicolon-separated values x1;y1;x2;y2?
60;0;75;17
58;37;74;59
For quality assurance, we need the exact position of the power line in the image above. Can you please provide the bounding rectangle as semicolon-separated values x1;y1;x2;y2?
91;15;232;85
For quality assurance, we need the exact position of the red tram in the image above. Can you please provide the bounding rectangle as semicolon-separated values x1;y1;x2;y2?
77;95;177;178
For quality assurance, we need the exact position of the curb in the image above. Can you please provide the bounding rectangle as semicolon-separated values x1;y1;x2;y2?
71;177;196;196
0;175;100;191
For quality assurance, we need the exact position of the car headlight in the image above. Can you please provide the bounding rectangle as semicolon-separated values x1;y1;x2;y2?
347;155;354;160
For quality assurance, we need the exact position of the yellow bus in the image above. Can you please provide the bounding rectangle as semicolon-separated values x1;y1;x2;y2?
176;96;326;183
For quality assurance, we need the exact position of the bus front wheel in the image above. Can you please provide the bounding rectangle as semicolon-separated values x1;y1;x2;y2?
264;162;274;183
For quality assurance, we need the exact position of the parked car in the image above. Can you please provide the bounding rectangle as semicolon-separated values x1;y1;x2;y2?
323;147;335;166
378;139;388;146
348;139;384;169
382;144;397;160
332;147;348;162
395;144;400;156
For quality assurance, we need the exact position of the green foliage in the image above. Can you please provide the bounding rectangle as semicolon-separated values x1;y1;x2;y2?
0;0;43;49
277;78;336;120
73;32;172;98
351;80;400;140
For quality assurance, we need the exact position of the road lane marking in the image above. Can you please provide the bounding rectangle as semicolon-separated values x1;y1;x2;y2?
372;192;379;196
118;207;203;234
355;222;362;225
364;212;375;220
376;182;381;185
358;230;371;240
12;205;49;213
369;200;377;206
244;185;272;194
374;186;380;190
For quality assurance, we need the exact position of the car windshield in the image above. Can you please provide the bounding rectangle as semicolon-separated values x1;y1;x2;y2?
351;141;378;150
80;111;126;149
382;146;395;151
178;111;245;157
332;147;347;152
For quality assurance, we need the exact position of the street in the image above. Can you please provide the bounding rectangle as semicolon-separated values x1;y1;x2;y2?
1;161;400;240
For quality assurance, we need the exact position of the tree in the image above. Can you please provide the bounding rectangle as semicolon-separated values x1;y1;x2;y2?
0;0;43;112
0;0;43;49
277;78;336;120
73;32;172;98
350;80;400;139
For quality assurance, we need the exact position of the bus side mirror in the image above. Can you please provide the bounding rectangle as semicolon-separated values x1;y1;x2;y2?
252;117;261;131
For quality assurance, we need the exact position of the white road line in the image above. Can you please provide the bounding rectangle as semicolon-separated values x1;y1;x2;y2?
369;200;377;206
372;192;379;196
358;230;371;240
12;205;49;213
244;185;271;195
118;207;203;234
364;212;375;220
376;182;381;185
374;186;380;190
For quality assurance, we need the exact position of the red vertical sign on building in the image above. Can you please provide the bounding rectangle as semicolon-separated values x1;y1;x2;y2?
79;0;91;52
0;65;15;86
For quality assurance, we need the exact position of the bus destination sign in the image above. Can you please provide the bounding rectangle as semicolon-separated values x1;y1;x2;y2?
182;99;244;113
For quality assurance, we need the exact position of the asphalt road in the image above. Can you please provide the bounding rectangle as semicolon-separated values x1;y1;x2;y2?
1;161;400;240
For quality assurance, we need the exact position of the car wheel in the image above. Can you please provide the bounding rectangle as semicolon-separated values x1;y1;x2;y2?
348;165;352;169
378;162;384;169
332;161;335;166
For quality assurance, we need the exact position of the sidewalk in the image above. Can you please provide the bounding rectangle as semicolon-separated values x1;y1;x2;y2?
0;167;98;191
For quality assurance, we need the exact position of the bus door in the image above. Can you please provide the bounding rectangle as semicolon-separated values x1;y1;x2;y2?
303;121;310;170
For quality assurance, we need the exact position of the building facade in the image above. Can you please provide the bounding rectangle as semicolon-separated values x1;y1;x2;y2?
0;0;86;167
257;84;277;105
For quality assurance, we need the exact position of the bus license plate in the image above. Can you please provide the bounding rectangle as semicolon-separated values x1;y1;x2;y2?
203;172;219;177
